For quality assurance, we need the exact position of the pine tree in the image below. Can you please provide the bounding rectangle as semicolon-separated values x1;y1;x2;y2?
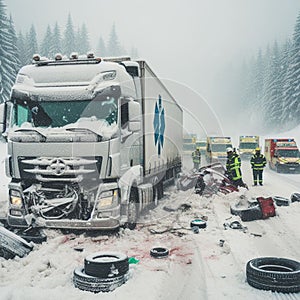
52;22;62;56
17;30;27;66
0;0;17;103
7;15;21;72
63;13;76;57
25;24;39;64
76;23;90;55
96;36;106;57
107;24;122;56
263;41;282;128
282;12;300;127
40;25;53;59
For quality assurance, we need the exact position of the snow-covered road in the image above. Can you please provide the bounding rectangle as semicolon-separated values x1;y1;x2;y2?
0;141;299;300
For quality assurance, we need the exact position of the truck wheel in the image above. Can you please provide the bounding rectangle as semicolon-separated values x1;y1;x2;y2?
230;203;262;221
291;193;300;202
246;257;300;293
276;164;281;173
73;267;128;293
84;252;129;278
273;196;290;206
125;188;139;230
150;247;169;258
0;226;33;259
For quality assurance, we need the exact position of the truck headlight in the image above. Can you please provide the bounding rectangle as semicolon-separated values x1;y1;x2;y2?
97;190;119;208
10;190;23;207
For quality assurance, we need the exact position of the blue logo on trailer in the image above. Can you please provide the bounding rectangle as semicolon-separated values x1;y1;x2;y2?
153;95;165;155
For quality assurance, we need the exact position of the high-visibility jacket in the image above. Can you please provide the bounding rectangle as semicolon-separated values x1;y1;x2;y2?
251;153;266;170
192;150;201;163
226;153;242;180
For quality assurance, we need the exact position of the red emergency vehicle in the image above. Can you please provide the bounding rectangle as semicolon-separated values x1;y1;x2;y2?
264;138;300;173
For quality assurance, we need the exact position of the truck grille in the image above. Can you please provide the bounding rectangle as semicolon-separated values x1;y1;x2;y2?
18;156;102;182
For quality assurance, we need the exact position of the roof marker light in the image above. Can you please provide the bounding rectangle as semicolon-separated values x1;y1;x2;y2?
32;54;41;62
87;51;94;59
55;53;63;61
70;52;78;60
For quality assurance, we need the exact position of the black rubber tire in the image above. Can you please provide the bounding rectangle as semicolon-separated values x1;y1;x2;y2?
0;226;33;259
73;267;128;293
150;247;169;258
246;257;300;293
230;203;262;222
16;228;47;244
190;219;207;229
291;193;300;202
273;196;290;207
84;252;129;278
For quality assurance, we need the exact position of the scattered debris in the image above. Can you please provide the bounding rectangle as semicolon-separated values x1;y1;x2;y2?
219;239;225;247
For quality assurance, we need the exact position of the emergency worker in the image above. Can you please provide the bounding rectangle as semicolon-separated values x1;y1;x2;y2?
226;147;248;189
250;147;266;186
192;147;201;170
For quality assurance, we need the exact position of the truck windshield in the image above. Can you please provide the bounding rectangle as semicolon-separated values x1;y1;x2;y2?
11;93;118;128
277;149;300;158
212;144;232;152
239;142;258;149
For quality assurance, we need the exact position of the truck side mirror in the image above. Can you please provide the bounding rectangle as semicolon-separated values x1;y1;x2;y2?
128;101;141;132
0;103;6;134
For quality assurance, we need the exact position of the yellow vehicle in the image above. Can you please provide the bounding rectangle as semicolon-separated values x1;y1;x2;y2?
183;134;197;156
195;139;206;154
239;136;259;159
206;136;232;163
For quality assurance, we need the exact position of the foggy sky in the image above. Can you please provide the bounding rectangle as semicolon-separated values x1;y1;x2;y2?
5;0;300;134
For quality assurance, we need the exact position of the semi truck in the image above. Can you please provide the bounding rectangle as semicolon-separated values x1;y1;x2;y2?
206;136;232;163
238;135;259;159
264;138;300;173
0;53;183;230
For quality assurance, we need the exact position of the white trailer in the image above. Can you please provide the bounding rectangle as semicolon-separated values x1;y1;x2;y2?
0;54;182;230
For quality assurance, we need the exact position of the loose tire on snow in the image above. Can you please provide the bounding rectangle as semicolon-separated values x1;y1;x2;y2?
230;202;262;222
84;252;129;279
273;196;290;207
190;219;207;229
73;267;129;293
291;193;300;203
0;226;33;259
150;247;169;258
246;257;300;293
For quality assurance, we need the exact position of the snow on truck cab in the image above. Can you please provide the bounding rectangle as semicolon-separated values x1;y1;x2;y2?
264;138;300;173
0;53;183;230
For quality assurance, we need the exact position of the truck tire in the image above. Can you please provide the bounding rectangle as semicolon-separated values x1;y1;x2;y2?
124;188;139;230
0;226;33;259
150;247;169;258
291;193;300;202
190;219;207;229
246;257;300;293
84;252;129;278
230;203;262;221
73;267;128;293
273;196;290;206
153;180;163;206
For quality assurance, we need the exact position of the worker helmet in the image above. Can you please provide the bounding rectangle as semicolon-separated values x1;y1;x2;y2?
226;147;233;153
255;147;260;152
196;147;201;150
